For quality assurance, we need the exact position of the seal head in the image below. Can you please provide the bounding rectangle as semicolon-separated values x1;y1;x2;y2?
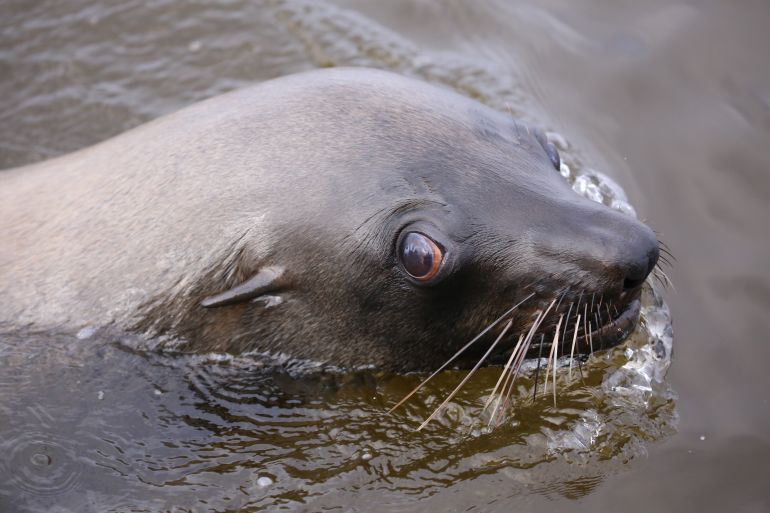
0;68;658;371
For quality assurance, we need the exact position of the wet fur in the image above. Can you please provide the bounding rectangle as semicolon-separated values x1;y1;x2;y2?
0;68;658;372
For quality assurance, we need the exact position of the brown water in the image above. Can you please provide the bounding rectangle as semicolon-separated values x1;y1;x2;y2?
1;1;768;512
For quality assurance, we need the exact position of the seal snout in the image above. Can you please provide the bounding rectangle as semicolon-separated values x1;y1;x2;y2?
618;224;659;291
570;213;660;294
541;205;660;294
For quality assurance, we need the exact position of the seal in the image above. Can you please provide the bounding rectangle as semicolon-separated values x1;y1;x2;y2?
0;68;659;372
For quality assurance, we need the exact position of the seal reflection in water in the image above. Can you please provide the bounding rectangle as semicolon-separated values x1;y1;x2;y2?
0;69;660;389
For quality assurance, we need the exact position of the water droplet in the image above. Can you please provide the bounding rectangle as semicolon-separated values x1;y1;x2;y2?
76;326;96;340
30;452;52;467
256;476;273;487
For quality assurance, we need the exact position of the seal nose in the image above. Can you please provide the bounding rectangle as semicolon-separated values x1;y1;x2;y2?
521;197;660;294
619;224;659;291
550;205;661;292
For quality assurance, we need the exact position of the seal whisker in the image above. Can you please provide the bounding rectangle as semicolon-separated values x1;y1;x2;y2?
418;320;513;431
568;314;582;382
656;267;677;292
550;290;569;362
657;240;676;270
544;315;563;407
498;332;536;420
491;330;533;426
584;304;592;353
652;270;668;290
484;333;525;413
659;252;675;266
388;292;534;414
561;300;574;360
532;333;545;402
658;253;674;268
658;240;675;257
494;297;558;421
488;318;540;425
566;291;585;353
594;311;603;350
542;343;554;405
553;319;561;404
553;290;568;314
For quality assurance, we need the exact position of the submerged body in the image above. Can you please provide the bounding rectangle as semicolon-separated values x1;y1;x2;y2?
0;68;658;371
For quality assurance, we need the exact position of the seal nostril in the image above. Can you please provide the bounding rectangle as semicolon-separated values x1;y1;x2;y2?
623;275;647;290
622;246;659;290
623;259;650;289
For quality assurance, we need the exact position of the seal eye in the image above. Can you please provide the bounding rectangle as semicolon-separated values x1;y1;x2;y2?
533;128;561;171
399;232;443;281
544;141;560;171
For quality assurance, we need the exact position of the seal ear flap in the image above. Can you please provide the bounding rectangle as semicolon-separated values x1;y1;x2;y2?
201;266;286;308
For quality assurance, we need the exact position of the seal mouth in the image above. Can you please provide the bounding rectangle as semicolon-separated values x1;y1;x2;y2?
524;293;642;359
478;288;644;366
391;288;647;431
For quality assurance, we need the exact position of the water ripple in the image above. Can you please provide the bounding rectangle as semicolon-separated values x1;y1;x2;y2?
0;429;83;498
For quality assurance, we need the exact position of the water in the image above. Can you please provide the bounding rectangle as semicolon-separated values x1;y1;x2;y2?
2;1;769;512
0;298;674;512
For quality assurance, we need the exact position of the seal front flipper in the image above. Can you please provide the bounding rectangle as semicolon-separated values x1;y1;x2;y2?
201;266;286;308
